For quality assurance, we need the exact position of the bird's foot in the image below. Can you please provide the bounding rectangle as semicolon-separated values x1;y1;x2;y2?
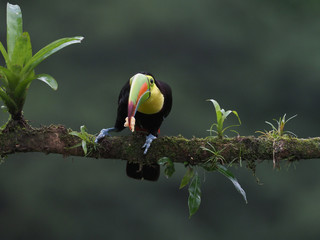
95;127;116;143
142;134;157;154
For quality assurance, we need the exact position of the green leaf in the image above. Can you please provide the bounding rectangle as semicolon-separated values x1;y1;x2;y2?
180;167;194;189
0;42;9;66
207;99;222;123
7;3;23;62
158;157;175;178
82;140;87;155
10;32;32;71
232;110;241;125
217;164;248;204
21;36;84;76
14;73;57;99
0;88;18;113
34;74;58;90
0;66;10;86
69;131;81;137
80;125;87;134
188;172;201;218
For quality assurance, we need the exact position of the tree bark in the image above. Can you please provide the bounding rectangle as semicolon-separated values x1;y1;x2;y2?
1;123;320;166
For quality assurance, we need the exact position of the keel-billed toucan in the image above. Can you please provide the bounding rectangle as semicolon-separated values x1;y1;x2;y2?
95;72;172;181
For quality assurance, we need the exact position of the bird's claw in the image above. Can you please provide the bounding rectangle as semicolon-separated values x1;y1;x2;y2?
95;127;116;143
142;134;157;154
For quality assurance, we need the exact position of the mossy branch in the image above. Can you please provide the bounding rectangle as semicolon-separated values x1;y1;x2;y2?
1;122;320;166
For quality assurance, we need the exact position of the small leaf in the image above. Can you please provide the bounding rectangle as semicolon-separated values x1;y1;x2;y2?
207;99;222;123
180;167;194;189
82;140;87;155
35;74;58;90
0;66;10;86
188;172;201;218
158;157;170;165
69;131;81;137
21;36;84;76
158;157;175;178
217;164;248;204
14;73;58;103
80;125;87;134
0;42;9;66
0;88;18;113
232;110;241;125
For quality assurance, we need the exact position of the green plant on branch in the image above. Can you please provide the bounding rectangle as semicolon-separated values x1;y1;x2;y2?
257;114;297;139
201;143;247;201
0;3;83;121
207;99;241;138
69;125;98;156
158;157;175;178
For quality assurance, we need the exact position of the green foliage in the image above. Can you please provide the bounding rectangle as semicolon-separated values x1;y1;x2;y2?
201;142;226;166
0;3;83;119
257;114;297;138
172;99;244;218
187;172;201;218
201;142;248;203
179;167;194;189
69;125;98;156
216;164;248;204
207;99;241;139
179;167;201;218
158;157;175;178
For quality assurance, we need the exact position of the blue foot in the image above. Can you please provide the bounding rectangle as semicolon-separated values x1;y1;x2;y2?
95;127;116;143
142;134;157;154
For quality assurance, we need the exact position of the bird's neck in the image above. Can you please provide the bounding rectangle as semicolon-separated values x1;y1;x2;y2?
137;85;164;114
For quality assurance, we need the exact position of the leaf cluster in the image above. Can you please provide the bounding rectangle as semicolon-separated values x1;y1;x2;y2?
157;158;201;218
69;125;98;156
201;143;247;203
207;99;241;139
257;114;297;139
158;157;175;178
0;3;83;119
179;167;201;218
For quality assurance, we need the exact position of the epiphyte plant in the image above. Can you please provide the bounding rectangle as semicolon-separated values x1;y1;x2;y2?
69;125;98;156
0;3;83;121
207;99;241;138
258;114;297;138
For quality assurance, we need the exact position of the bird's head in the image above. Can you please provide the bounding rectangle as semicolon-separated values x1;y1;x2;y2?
127;73;155;131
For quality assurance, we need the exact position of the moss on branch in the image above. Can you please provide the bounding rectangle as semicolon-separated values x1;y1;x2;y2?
1;122;320;165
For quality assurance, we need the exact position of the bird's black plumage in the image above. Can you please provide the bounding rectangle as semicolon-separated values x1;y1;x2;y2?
113;72;172;181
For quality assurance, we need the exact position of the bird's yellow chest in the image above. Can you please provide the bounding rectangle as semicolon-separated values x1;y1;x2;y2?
137;86;164;114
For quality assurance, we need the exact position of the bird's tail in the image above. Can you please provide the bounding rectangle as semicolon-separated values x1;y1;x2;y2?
126;162;160;181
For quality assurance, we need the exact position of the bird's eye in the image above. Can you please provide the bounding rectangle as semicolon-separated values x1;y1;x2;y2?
150;79;154;84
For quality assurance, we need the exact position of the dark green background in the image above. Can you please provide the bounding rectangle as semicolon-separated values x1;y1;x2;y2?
1;0;320;239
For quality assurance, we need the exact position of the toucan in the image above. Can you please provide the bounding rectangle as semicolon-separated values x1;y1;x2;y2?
95;72;172;181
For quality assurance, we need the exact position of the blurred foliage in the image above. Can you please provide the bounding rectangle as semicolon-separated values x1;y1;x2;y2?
1;0;320;239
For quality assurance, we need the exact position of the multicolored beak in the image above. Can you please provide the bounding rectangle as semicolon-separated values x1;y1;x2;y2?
127;73;150;131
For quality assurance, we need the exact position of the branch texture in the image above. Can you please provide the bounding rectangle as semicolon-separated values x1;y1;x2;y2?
1;124;320;165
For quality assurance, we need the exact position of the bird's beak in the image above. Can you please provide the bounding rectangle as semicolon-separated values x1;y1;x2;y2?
127;74;150;132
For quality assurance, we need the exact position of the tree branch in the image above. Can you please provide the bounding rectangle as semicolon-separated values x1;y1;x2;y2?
1;123;320;166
